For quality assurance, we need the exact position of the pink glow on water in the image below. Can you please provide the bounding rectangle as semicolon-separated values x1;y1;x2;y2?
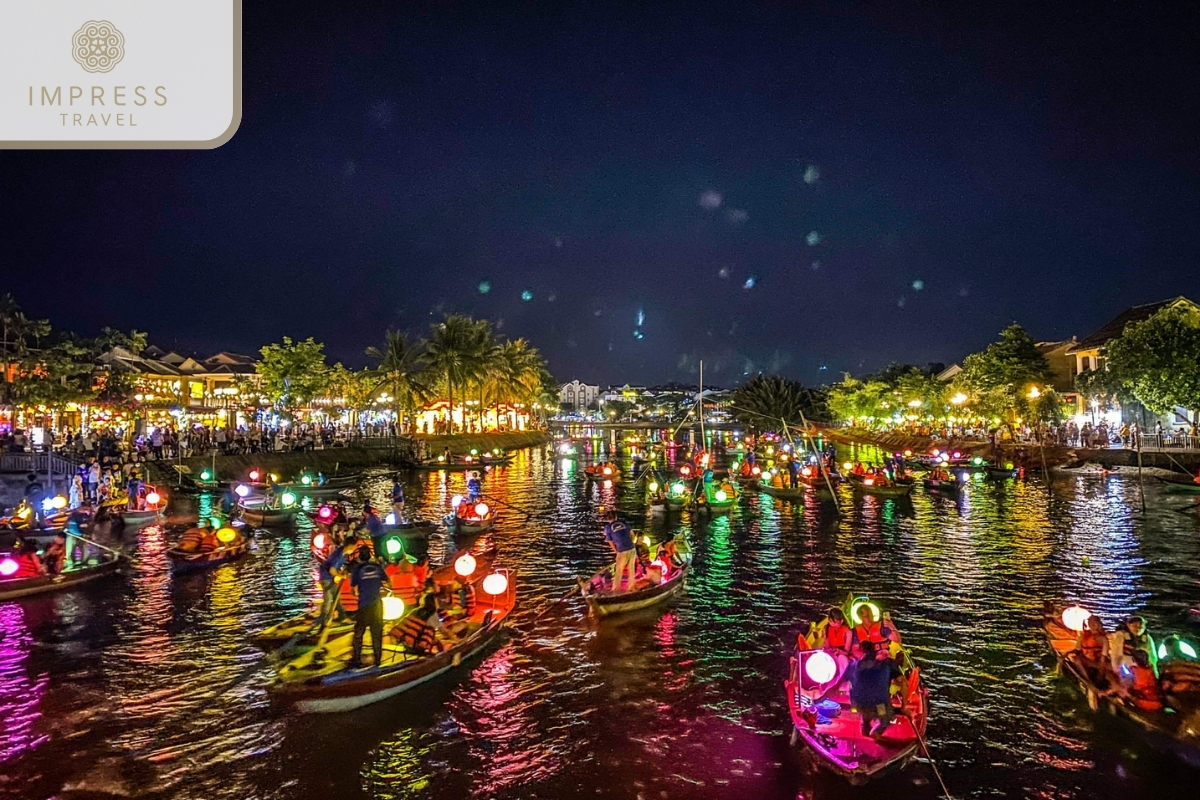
0;604;49;764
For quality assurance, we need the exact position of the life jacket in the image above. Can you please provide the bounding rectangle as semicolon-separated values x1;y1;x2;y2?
1129;664;1164;712
457;583;477;616
178;529;204;553
339;576;359;612
855;621;887;646
391;613;442;654
1080;630;1106;662
14;554;43;578
826;622;852;650
1121;630;1151;658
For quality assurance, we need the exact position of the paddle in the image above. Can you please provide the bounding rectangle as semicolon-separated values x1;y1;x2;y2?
508;582;584;638
60;529;141;568
904;709;956;800
480;493;535;520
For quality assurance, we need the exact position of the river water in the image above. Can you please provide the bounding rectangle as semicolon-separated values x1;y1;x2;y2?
2;441;1199;799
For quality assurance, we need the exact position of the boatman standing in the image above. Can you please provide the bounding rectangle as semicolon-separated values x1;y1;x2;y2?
349;546;387;669
390;479;406;524
604;511;637;593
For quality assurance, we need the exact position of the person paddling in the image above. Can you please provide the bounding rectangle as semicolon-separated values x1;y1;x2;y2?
349;546;386;669
603;511;637;593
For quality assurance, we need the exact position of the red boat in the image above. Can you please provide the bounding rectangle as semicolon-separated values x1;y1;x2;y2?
785;595;929;783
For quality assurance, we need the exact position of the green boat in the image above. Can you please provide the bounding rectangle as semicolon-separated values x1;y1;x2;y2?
1156;476;1200;494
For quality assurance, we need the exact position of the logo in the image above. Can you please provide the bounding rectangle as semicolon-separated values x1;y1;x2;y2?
71;21;125;74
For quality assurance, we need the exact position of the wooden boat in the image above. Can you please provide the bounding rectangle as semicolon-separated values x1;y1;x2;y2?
1155;476;1200;494
695;482;738;515
168;540;250;572
272;475;358;493
272;484;349;499
0;555;123;601
758;482;805;501
269;571;516;713
403;458;475;471
580;536;691;616
584;463;622;483
923;475;962;495
786;596;929;782
119;507;162;526
985;465;1017;480
240;504;300;527
852;478;913;498
1043;605;1200;767
253;613;355;651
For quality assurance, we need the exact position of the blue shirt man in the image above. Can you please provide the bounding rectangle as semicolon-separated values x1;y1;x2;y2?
319;545;347;584
467;475;482;500
604;514;637;593
363;507;384;537
390;482;405;504
350;548;387;668
604;518;634;553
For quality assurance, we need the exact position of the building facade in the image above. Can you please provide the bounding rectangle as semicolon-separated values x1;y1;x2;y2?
559;380;600;411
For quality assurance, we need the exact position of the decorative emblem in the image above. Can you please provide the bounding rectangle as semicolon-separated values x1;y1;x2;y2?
72;21;125;73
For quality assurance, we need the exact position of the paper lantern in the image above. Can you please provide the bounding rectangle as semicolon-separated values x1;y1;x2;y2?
301;475;312;485
801;467;813;478
483;572;508;596
312;532;326;551
384;537;403;556
451;494;464;509
200;470;212;481
0;558;18;577
41;498;55;512
670;483;685;496
280;492;297;507
52;495;68;509
270;474;279;483
471;448;479;455
437;455;446;462
648;481;659;493
249;470;260;481
1061;605;1092;633
474;503;489;517
455;553;476;577
234;484;250;498
805;651;837;684
145;492;161;506
602;465;613;476
318;506;333;521
216;527;238;544
751;466;761;476
382;596;406;621
842;462;853;472
714;490;728;502
1180;640;1198;659
384;512;396;525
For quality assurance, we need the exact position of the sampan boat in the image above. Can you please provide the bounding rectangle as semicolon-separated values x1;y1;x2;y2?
0;555;123;601
985;465;1017;480
119;507;162;526
580;534;691;617
695;482;738;515
168;540;250;573
1155;475;1200;494
786;595;929;783
239;504;300;527
1043;604;1200;767
269;570;516;713
851;478;913;498
403;458;475;472
923;475;963;495
445;501;495;535
758;482;805;501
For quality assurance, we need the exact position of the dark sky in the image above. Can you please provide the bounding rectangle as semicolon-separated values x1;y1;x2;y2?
4;1;1199;387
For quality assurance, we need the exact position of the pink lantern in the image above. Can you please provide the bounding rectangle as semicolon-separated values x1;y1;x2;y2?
249;470;260;481
318;506;333;521
482;572;508;596
455;553;476;577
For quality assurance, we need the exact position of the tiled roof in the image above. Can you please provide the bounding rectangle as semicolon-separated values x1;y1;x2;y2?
1067;297;1197;353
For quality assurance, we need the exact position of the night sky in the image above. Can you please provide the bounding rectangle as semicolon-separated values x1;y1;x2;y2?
3;1;1199;387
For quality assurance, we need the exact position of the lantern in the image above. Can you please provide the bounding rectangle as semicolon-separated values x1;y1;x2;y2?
385;512;396;525
863;477;875;486
455;553;476;577
234;484;250;498
1181;640;1198;659
751;466;761;476
952;451;962;460
903;450;913;457
931;449;940;456
270;474;279;483
648;481;659;493
200;470;212;481
249;470;260;481
714;490;728;502
382;596;406;621
0;558;19;577
312;532;326;551
805;651;837;684
801;467;812;478
318;506;333;521
280;492;297;507
451;494;464;509
384;537;403;557
1061;605;1092;633
670;483;685;496
438;455;446;462
474;503;490;517
145;491;161;507
483;572;508;596
52;495;68;509
216;527;238;544
470;448;479;456
301;475;312;486
680;465;691;476
41;498;55;512
602;465;613;476
209;517;223;529
842;462;853;472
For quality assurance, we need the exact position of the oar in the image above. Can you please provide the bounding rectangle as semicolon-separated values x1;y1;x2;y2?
480;493;535;520
508;582;584;637
906;710;956;800
62;530;141;567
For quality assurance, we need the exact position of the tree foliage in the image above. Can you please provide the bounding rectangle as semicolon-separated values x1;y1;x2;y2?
953;324;1052;423
257;337;330;416
729;375;827;431
1103;305;1200;423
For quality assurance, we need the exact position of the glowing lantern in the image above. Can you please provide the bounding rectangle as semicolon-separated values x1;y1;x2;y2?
301;475;312;486
216;527;238;544
280;492;297;507
903;449;913;457
455;553;477;577
1181;640;1198;659
842;462;853;472
714;489;728;502
1004;462;1014;470
382;596;406;621
384;537;403;556
209;517;223;529
801;467;813;478
318;506;334;521
670;483;685;496
751;466;761;475
0;558;18;577
648;481;659;493
474;502;490;517
863;477;875;486
471;448;479;456
931;449;940;456
145;491;161;507
483;572;508;596
270;474;279;483
1061;605;1091;632
385;512;396;525
602;465;613;476
234;484;250;498
52;495;68;510
451;494;464;509
464;455;473;462
952;451;962;460
41;498;55;512
805;650;837;684
312;532;327;551
200;470;212;481
972;456;983;466
249;470;260;481
16;506;30;520
437;455;446;462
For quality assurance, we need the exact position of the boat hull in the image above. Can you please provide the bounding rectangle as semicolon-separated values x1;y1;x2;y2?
240;507;299;527
169;542;249;572
758;484;804;501
0;558;122;600
582;562;689;616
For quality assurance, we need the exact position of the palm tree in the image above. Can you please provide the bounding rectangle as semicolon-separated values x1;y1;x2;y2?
365;331;428;432
425;315;485;433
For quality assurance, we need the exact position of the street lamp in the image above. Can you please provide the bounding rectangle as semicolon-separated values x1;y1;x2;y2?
1028;386;1041;399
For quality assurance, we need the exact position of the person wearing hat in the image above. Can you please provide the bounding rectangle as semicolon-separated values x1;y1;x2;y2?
603;510;637;593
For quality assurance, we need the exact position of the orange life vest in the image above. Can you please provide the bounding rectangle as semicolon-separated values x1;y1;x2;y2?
826;622;851;650
1080;630;1106;662
855;621;887;645
1129;664;1164;712
391;614;442;654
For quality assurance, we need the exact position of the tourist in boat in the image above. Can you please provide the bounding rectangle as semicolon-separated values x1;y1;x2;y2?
11;541;47;577
450;576;477;618
786;459;799;489
349;546;387;669
1110;616;1157;675
42;533;68;575
177;525;206;553
199;525;222;553
390;480;406;523
849;640;903;738
392;591;446;655
851;462;866;477
1126;649;1165;712
852;604;900;656
362;503;385;552
604;510;637;593
126;473;142;511
1078;615;1111;675
825;608;854;656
